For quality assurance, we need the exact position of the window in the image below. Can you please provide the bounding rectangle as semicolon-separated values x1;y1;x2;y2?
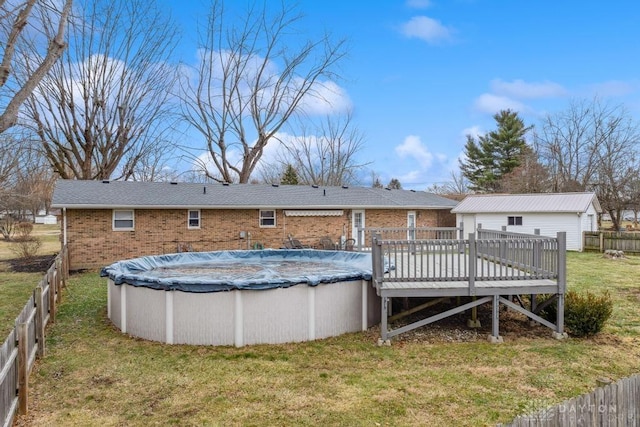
188;210;201;229
508;216;523;226
259;210;276;227
113;210;134;230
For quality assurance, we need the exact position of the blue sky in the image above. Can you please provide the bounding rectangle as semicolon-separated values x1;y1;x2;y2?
163;0;640;189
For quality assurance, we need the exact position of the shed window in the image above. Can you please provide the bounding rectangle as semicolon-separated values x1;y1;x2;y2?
259;210;276;227
188;210;201;229
508;216;523;226
113;210;134;230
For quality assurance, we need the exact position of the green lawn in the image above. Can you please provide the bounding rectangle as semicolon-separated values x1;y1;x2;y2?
8;252;640;426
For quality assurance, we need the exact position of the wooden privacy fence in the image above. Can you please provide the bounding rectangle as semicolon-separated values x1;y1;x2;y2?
0;245;68;427
499;374;640;426
584;231;640;253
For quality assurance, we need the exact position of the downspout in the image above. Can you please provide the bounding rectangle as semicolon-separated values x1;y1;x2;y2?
63;207;68;246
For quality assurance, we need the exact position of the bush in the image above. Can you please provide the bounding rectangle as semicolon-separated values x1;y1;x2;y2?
14;222;34;241
539;291;613;337
9;237;42;260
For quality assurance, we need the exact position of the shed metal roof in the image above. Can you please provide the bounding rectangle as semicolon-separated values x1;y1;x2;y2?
451;192;601;214
51;180;458;210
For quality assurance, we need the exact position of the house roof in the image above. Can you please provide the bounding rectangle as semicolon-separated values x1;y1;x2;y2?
51;180;458;210
451;192;602;214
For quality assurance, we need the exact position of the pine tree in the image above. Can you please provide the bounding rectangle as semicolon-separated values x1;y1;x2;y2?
387;178;402;189
459;109;532;193
281;164;300;185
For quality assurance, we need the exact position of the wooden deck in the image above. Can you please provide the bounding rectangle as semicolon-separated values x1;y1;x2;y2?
370;230;568;343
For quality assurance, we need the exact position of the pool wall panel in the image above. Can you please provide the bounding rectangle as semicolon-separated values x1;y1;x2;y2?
242;286;309;345
126;286;166;342
109;280;122;330
172;291;235;345
315;280;362;339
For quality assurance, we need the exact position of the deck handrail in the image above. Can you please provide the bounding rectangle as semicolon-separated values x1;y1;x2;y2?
371;232;565;285
358;226;463;251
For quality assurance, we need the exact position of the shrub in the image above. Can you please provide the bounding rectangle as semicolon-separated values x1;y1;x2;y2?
14;222;34;241
9;237;42;260
539;291;613;337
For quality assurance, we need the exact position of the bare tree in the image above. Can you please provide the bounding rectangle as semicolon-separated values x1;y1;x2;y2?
426;170;470;196
536;99;640;229
0;0;72;134
179;1;346;183
498;146;551;193
19;0;179;180
263;112;367;186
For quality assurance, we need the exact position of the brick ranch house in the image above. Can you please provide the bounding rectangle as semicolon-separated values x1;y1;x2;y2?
51;180;458;270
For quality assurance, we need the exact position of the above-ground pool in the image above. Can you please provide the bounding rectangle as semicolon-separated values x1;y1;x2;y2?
100;250;381;346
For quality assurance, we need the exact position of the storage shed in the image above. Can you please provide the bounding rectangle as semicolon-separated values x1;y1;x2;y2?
451;192;601;251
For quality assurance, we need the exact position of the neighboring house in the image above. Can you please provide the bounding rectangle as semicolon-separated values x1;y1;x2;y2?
51;180;458;270
451;192;601;251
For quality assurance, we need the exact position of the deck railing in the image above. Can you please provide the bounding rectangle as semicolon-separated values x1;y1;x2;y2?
371;231;566;289
356;226;462;252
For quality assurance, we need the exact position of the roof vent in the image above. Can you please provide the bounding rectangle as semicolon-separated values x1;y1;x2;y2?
170;181;178;185
410;189;416;192
311;184;319;188
222;182;230;186
272;183;279;187
385;187;391;191
102;180;110;184
203;186;206;194
342;185;348;189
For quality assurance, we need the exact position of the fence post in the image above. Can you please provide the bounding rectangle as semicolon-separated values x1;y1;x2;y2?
35;286;45;358
48;271;56;324
599;232;604;253
18;322;28;415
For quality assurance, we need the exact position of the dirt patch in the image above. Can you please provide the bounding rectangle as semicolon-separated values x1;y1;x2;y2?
8;254;57;273
378;298;554;343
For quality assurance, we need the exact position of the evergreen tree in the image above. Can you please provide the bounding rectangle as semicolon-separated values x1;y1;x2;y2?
387;178;402;189
459;109;532;193
372;177;383;188
281;164;300;185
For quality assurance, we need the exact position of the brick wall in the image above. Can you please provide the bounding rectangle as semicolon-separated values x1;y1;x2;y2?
64;208;454;270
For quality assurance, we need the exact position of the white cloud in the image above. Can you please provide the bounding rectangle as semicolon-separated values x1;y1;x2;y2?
490;79;567;99
473;93;527;114
461;125;483;140
587;80;637;98
400;16;453;44
299;80;352;115
395;135;434;168
406;0;432;9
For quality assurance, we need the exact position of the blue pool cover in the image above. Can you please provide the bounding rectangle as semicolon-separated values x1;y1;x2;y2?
100;249;373;293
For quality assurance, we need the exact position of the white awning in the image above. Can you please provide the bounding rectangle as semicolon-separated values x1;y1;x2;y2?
284;210;344;217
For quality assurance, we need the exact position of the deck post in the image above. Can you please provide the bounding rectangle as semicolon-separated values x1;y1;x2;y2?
379;296;389;344
488;295;503;343
554;232;568;339
468;233;476;296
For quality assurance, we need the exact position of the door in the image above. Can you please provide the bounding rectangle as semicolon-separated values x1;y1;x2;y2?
407;211;416;240
352;210;365;247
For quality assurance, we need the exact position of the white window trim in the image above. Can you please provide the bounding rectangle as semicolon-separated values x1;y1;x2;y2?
188;209;201;229
407;211;416;240
113;209;135;231
259;209;276;228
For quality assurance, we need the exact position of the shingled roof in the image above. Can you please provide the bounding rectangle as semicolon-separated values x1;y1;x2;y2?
51;180;458;210
451;192;601;214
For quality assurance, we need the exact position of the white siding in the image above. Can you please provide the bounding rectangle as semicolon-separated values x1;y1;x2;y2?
466;212;584;251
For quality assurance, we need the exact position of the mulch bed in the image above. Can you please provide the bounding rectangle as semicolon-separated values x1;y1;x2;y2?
8;255;57;273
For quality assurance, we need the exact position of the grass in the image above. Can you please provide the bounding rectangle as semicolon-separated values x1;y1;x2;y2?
0;224;61;337
8;252;640;426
